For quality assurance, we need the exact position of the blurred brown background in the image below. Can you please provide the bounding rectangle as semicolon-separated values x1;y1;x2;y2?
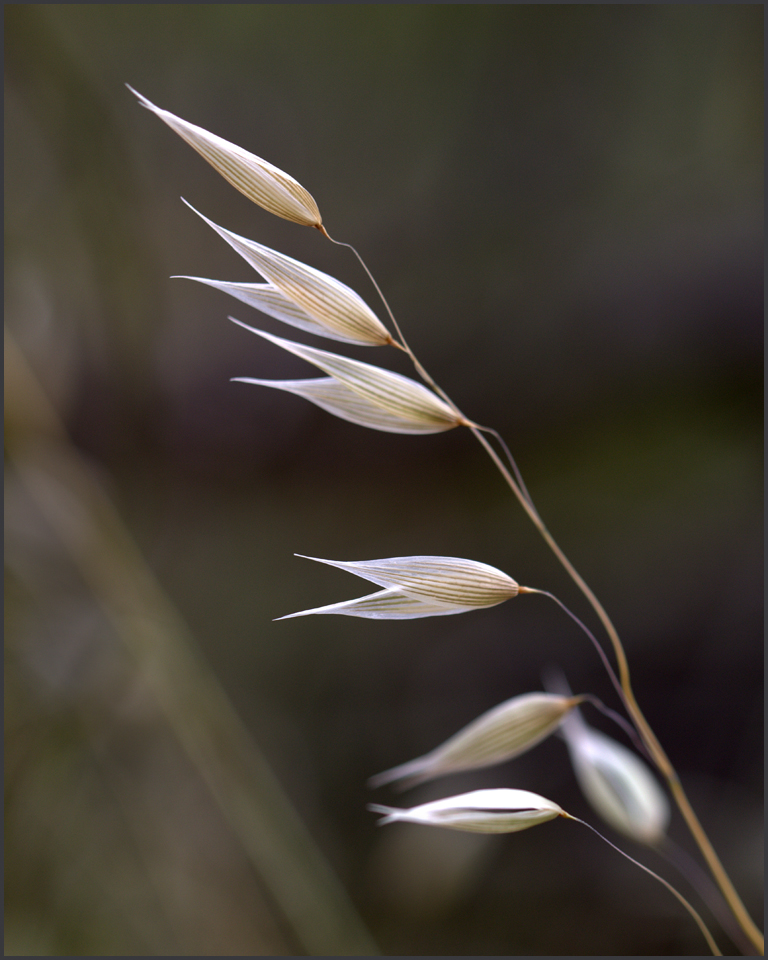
5;5;762;955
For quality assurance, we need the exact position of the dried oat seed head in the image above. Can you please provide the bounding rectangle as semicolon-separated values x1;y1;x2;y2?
368;788;565;834
185;202;391;345
230;322;461;431
560;705;670;845
297;554;519;605
232;377;454;435
369;693;582;789
277;555;519;620
127;85;322;227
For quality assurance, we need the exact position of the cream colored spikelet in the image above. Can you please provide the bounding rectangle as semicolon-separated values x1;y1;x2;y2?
230;323;463;436
127;85;323;228
278;555;520;620
184;202;393;346
370;693;582;789
560;705;670;845
369;789;565;834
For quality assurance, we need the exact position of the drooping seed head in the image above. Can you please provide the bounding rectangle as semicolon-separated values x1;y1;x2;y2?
232;377;457;435
231;322;462;434
370;693;582;789
368;788;565;834
278;555;519;620
185;203;392;345
560;707;670;845
128;85;323;228
301;555;519;606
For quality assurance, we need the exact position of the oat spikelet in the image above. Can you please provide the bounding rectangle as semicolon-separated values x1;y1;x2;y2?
278;555;519;620
561;706;670;845
370;693;582;789
368;789;564;834
231;322;462;431
186;203;391;345
127;85;323;227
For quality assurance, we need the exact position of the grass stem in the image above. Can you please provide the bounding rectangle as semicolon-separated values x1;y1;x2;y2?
328;235;763;956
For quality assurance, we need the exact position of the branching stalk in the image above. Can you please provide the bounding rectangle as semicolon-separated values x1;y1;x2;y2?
517;587;629;716
334;238;763;955
468;422;763;955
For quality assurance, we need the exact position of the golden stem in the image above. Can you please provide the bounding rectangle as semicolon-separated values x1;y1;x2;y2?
331;238;763;955
469;424;764;955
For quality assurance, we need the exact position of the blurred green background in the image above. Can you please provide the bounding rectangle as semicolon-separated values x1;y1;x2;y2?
5;5;762;955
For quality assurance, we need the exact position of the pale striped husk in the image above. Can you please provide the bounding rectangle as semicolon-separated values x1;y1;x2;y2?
176;278;372;345
275;586;472;620
233;377;455;435
230;321;461;430
128;86;322;227
368;789;564;834
186;202;391;345
297;555;519;607
369;693;580;789
560;707;670;845
278;555;518;620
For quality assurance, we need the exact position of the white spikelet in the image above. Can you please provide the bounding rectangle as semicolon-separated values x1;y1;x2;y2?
560;705;670;845
128;85;323;227
232;378;459;436
278;555;520;620
185;203;392;345
368;788;565;834
231;322;462;431
369;693;582;789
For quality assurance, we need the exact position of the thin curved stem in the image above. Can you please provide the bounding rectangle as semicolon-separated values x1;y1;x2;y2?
565;815;722;956
543;666;654;766
320;232;410;350
476;425;536;510
469;424;764;956
579;694;655;764
323;233;469;415
518;587;627;718
655;835;759;957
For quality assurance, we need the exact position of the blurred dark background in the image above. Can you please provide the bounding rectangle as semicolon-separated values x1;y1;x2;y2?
5;5;762;955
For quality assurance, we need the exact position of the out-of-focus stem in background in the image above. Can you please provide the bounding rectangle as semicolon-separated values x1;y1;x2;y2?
5;325;378;957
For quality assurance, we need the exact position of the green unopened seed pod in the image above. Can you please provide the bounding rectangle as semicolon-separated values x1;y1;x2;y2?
370;693;582;789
